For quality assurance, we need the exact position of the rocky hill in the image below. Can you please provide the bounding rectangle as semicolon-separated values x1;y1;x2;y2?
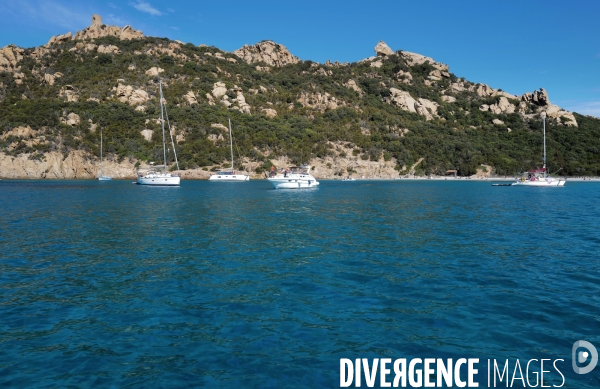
1;14;599;179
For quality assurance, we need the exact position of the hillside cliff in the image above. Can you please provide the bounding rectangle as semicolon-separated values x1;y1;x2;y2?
1;15;599;179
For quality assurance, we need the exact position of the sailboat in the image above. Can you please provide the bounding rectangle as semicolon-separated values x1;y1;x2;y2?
208;118;250;181
98;130;113;180
510;111;566;187
136;80;181;186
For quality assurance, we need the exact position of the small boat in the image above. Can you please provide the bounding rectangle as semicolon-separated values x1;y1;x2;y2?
268;165;319;189
342;176;356;181
510;112;565;187
209;119;249;182
98;130;112;181
137;80;181;186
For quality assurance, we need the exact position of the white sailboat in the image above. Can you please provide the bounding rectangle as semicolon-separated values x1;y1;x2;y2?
511;112;566;187
136;80;181;186
98;130;113;180
208;118;249;181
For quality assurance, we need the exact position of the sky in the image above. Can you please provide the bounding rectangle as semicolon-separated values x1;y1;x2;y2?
1;0;599;116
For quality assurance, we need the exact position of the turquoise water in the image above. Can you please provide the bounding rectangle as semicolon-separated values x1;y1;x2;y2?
0;180;599;388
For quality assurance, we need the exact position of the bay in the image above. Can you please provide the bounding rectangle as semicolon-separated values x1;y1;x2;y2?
0;180;599;387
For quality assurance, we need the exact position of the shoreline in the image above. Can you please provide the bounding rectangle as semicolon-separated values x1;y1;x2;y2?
2;176;600;182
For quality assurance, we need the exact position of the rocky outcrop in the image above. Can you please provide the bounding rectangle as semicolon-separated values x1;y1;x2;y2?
211;123;229;132
114;84;149;106
73;15;143;41
205;93;215;105
476;84;494;97
0;150;137;179
344;79;363;95
129;89;149;106
415;99;439;120
261;108;277;118
210;82;251;114
480;96;516;114
385;89;418;113
375;41;394;56
401;51;449;72
207;134;225;143
0;45;25;72
521;88;578;127
385;89;438;120
324;60;348;67
428;69;450;81
522;88;550;106
183;91;197;105
233;40;300;67
145;67;164;77
46;32;72;46
13;72;26;85
59;85;79;102
370;60;383;68
304;142;400;179
97;44;121;54
298;91;345;112
472;164;494;178
44;72;63;85
140;130;153;142
60;112;81;126
544;104;578;127
396;70;413;85
2;125;38;139
233;91;251;114
211;82;228;99
67;42;97;53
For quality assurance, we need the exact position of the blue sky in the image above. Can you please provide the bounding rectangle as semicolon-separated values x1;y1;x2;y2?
1;0;599;116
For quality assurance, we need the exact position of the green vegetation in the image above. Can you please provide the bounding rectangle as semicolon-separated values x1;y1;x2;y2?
1;35;600;176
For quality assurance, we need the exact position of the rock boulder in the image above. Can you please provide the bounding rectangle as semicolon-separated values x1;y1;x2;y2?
233;40;300;67
374;41;394;56
73;15;143;41
0;45;25;72
46;32;72;46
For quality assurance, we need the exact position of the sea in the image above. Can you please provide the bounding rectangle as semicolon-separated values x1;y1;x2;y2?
0;180;599;388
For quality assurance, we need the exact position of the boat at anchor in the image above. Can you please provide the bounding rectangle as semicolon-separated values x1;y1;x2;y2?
510;112;566;187
208;119;249;182
136;80;180;186
267;165;319;189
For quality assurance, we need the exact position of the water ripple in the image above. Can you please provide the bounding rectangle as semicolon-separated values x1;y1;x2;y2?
0;180;599;387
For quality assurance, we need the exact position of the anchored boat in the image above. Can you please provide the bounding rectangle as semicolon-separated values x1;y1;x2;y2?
136;80;180;186
268;165;319;189
510;112;566;187
208;119;249;182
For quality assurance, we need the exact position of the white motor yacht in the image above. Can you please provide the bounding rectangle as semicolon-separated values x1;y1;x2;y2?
267;165;319;189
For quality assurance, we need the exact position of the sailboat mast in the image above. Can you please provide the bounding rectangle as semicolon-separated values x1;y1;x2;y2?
159;80;167;171
100;130;102;162
229;118;234;172
542;111;547;170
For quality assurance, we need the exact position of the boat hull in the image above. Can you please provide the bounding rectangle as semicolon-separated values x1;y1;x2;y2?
98;176;113;181
268;177;319;189
208;174;249;182
137;175;180;186
512;179;566;187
